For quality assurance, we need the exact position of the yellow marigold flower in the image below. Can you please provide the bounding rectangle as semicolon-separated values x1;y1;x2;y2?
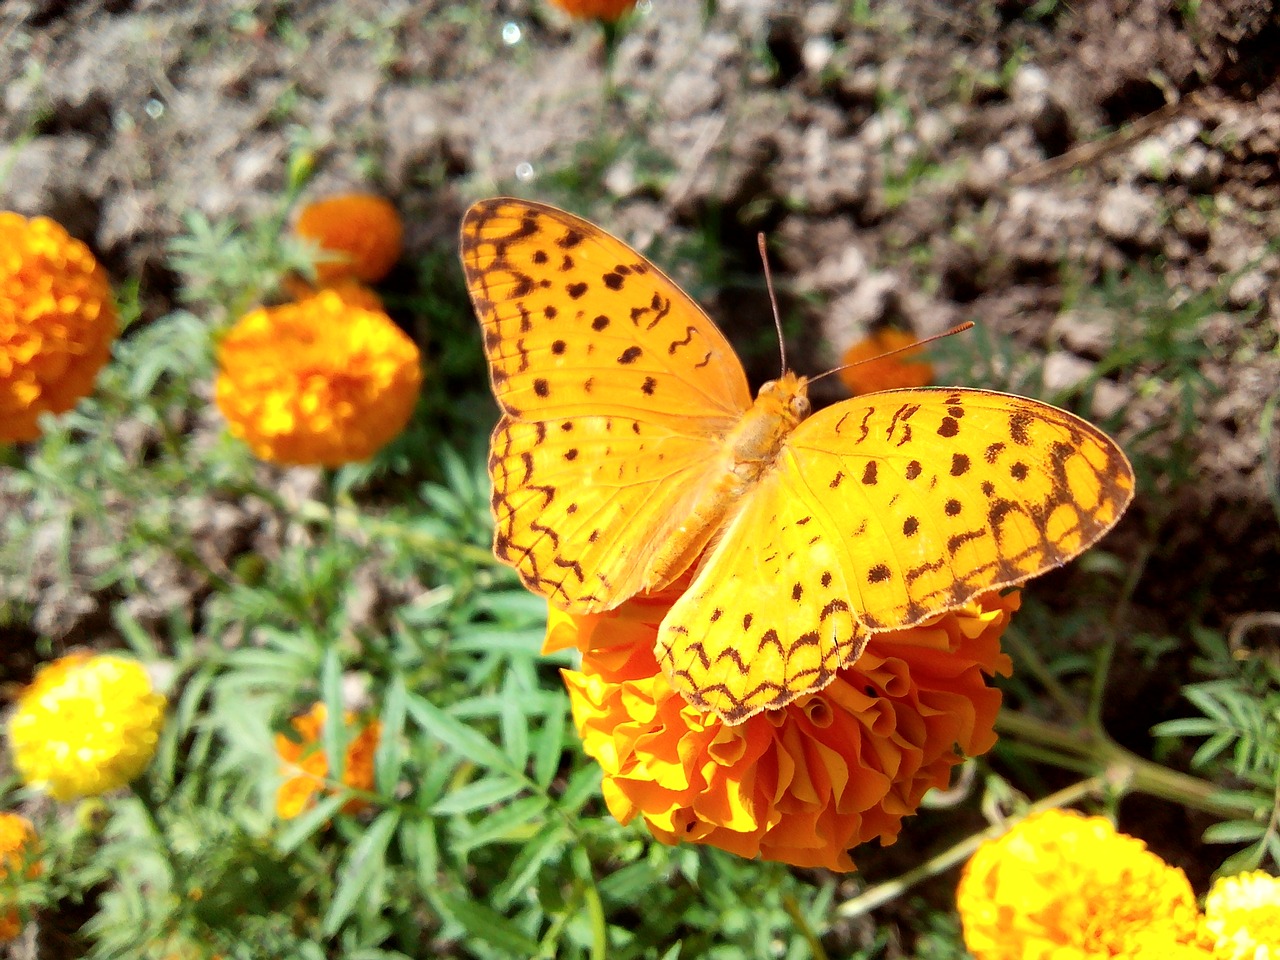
548;0;637;20
550;586;1015;871
7;653;166;801
838;327;933;396
1204;870;1280;960
956;808;1205;959
294;193;403;284
275;702;382;819
215;291;422;466
0;211;118;442
0;812;39;943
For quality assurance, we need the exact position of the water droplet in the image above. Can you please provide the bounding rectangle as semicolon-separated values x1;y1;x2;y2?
501;22;522;45
515;162;535;182
636;0;652;12
144;98;165;119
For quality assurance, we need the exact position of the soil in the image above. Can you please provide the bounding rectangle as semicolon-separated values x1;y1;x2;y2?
1;0;1278;954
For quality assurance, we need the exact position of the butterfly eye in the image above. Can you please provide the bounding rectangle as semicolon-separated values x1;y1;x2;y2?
789;396;811;420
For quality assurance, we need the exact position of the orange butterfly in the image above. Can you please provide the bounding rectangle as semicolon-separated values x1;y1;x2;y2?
461;198;1134;723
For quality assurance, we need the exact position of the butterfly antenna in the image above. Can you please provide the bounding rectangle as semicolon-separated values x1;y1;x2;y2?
808;322;976;385
758;232;787;375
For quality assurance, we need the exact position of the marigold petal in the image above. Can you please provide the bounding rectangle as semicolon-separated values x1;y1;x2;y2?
838;327;933;396
956;808;1205;959
216;291;421;466
7;653;165;800
557;589;1015;871
0;212;118;441
1204;870;1280;960
294;194;403;284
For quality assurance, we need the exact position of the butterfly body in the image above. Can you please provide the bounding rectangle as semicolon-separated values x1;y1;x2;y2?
462;198;1135;724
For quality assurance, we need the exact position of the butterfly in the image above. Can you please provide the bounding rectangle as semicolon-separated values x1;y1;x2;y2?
460;198;1135;724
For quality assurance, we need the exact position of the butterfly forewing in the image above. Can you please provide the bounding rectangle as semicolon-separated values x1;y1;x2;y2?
462;198;752;612
780;387;1135;629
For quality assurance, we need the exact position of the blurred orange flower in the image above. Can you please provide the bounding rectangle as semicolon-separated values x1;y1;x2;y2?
0;211;118;442
838;327;933;396
294;193;403;285
548;0;637;20
549;587;1014;871
0;812;39;943
215;291;421;466
275;702;382;820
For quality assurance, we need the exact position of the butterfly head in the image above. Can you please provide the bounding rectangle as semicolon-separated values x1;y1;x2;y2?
755;370;811;429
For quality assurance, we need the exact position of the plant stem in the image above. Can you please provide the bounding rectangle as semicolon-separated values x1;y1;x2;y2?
835;777;1108;919
996;709;1264;821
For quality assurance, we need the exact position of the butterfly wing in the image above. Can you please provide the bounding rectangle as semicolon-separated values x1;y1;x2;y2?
658;388;1134;723
461;198;753;612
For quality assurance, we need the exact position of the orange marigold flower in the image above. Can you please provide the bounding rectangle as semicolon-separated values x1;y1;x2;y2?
0;211;118;442
294;193;403;284
1203;870;1280;960
838;327;933;396
956;808;1205;959
215;291;421;466
0;812;39;943
8;652;166;801
547;0;637;20
550;588;1015;871
275;702;382;820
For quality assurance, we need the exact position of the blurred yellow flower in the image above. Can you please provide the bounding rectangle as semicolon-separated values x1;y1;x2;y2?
1204;870;1280;960
8;653;166;801
550;584;1014;871
275;702;382;820
0;211;118;442
294;193;403;285
0;812;39;943
215;291;422;466
956;808;1205;959
548;0;637;20
838;327;933;396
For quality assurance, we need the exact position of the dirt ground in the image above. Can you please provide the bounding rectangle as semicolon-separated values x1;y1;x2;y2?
1;0;1278;949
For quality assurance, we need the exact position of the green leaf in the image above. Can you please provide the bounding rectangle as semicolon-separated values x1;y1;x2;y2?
434;893;540;956
501;681;531;769
376;674;408;796
430;776;526;815
275;793;349;855
321;646;348;782
406;694;521;776
1203;819;1267;844
560;765;602;814
493;824;567;910
323;810;400;935
533;701;568;789
453;795;550;852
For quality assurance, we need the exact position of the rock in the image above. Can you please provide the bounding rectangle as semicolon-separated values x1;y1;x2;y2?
1052;309;1115;358
965;145;1014;198
1042;350;1094;395
1096;184;1161;247
0;135;99;238
1228;270;1269;308
380;86;472;192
